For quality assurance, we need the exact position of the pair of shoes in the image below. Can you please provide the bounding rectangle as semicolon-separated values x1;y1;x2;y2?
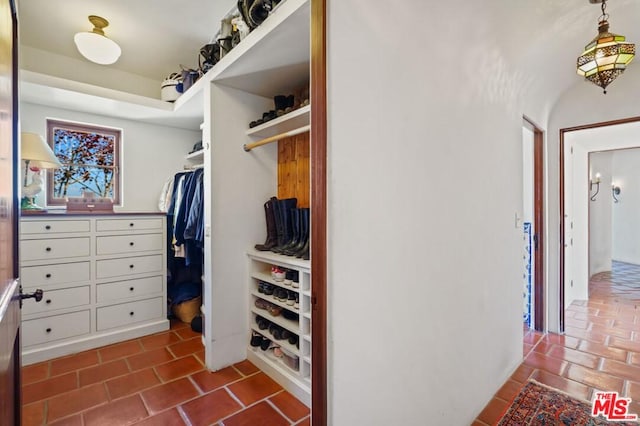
282;310;298;321
274;94;295;116
267;304;282;316
250;331;262;347
288;333;298;346
255;315;269;330
271;266;285;282
273;288;287;302
255;298;270;310
294;293;299;310
258;281;274;295
269;324;290;341
286;291;295;306
284;269;294;286
260;336;272;351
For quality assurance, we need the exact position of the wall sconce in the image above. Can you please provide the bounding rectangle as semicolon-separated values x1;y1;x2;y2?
612;184;621;203
590;173;601;201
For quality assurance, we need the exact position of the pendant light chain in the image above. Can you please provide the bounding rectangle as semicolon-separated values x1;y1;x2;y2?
599;0;609;24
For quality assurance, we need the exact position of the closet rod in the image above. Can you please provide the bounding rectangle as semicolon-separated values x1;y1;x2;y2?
243;125;310;152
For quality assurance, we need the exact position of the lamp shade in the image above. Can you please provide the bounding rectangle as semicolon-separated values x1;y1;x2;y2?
74;15;121;65
21;132;62;169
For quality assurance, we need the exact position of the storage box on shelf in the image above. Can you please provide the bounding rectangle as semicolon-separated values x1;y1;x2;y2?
19;214;169;365
246;248;310;406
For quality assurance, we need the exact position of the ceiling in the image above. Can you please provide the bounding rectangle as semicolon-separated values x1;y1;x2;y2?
17;0;233;82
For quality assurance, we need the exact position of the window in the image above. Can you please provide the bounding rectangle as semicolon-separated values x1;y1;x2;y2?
46;119;121;206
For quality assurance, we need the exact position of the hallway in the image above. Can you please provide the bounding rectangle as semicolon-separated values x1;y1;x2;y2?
475;261;640;425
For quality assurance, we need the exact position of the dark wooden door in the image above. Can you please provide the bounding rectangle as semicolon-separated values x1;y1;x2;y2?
0;0;21;424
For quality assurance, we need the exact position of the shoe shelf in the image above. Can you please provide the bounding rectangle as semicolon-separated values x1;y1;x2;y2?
250;325;299;356
246;105;310;139
251;290;298;313
185;149;204;161
247;252;311;406
251;271;301;294
250;306;298;335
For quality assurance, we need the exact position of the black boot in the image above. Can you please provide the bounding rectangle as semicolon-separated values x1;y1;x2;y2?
271;198;297;253
276;208;300;253
274;95;288;116
293;208;310;259
255;197;277;251
285;208;307;256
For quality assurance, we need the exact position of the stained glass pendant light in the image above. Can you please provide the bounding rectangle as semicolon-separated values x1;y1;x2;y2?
576;0;635;94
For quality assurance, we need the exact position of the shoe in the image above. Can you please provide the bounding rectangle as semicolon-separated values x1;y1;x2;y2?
287;291;295;306
294;293;299;310
260;336;271;351
291;270;299;288
284;269;293;286
255;315;269;330
255;298;269;310
274;95;288;116
282;310;298;321
255;198;278;251
273;347;284;358
285;94;294;113
262;282;274;296
288;334;298;346
276;288;288;302
273;269;285;282
257;282;265;293
267;304;282;316
250;332;262;347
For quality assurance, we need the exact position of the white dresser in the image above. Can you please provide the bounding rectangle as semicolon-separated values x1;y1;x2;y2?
20;214;169;365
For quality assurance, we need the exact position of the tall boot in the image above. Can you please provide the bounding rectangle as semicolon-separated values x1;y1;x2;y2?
275;207;300;254
292;208;310;258
285;208;307;256
255;197;277;251
270;198;297;253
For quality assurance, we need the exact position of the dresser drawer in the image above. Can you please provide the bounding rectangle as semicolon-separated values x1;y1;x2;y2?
96;218;163;232
20;237;91;261
96;233;163;255
22;286;90;316
97;276;163;303
96;255;163;279
22;310;91;347
20;261;90;287
96;297;163;331
21;220;90;234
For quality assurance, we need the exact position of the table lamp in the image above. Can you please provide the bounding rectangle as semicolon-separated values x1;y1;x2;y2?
21;132;62;211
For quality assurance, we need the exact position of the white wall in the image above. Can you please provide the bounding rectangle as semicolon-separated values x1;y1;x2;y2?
589;152;613;276
20;102;199;212
612;149;640;264
326;1;561;424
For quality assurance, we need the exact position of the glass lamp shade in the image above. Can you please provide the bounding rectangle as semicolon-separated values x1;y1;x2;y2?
577;20;635;93
74;31;121;65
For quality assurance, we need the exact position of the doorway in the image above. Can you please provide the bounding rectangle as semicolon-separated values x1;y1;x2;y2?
560;116;640;331
523;117;544;332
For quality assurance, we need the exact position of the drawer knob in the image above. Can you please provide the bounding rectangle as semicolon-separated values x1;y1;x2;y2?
45;225;51;230
45;247;51;252
129;287;134;291
129;311;134;316
45;299;51;304
45;273;51;278
129;223;134;227
129;264;134;269
129;242;134;246
45;328;52;333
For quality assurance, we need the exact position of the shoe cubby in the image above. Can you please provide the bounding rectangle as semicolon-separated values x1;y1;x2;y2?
246;249;310;405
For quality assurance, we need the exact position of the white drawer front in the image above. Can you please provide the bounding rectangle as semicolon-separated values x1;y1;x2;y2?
96;255;163;279
22;310;91;347
96;233;163;255
21;220;90;234
22;286;90;316
20;237;91;261
97;297;163;331
96;218;163;232
97;276;163;303
20;261;90;287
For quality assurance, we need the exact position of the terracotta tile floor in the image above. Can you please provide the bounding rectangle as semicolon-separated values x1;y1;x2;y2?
474;261;640;425
21;320;310;425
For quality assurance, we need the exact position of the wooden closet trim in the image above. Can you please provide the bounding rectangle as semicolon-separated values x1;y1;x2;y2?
310;0;327;424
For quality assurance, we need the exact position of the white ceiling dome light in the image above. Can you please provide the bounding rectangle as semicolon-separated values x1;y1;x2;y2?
74;15;121;65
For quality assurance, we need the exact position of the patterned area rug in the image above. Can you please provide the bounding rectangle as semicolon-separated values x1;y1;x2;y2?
498;381;639;425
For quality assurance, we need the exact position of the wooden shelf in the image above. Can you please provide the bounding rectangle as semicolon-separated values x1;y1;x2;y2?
246;105;310;139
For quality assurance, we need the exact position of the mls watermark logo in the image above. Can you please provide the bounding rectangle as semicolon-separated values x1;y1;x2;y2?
591;391;638;421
